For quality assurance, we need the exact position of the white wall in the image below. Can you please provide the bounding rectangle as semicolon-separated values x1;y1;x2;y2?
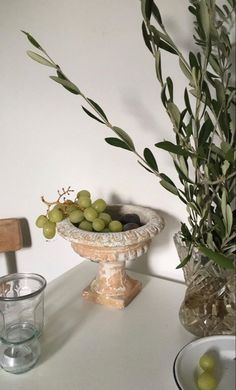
0;0;194;283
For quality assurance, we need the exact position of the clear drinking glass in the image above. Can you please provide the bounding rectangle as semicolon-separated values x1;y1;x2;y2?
0;273;46;374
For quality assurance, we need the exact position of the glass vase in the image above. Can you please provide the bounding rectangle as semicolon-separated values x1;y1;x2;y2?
174;233;235;337
0;273;46;373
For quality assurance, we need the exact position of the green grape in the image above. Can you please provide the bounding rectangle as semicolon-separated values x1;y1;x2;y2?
48;207;64;223
77;196;92;209
53;203;66;214
92;218;106;232
53;203;64;210
35;215;48;228
65;204;78;214
92;199;107;213
109;220;123;232
62;200;74;209
99;212;112;226
77;190;91;198
197;372;217;390
69;209;84;224
199;353;216;372
101;228;110;233
43;220;56;239
84;207;98;222
79;220;93;231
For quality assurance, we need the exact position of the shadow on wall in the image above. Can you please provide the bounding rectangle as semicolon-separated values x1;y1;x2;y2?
1;218;32;275
107;193;181;278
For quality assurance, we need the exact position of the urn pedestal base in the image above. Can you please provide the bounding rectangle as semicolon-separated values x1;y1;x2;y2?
57;204;164;309
82;261;142;309
82;277;142;309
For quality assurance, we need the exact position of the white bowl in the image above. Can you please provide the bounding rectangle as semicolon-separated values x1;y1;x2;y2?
173;335;236;389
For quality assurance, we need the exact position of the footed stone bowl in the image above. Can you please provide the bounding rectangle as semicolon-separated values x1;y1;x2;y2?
57;204;164;309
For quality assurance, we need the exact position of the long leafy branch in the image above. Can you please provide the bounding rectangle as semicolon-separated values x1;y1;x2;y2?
22;0;236;269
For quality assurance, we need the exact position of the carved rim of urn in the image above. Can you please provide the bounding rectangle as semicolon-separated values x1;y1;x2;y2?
57;204;164;251
58;204;164;263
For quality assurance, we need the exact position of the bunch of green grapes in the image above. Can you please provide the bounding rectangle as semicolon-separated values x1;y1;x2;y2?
197;353;218;390
35;189;125;239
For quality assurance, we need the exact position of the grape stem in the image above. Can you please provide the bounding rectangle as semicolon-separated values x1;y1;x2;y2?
41;186;74;212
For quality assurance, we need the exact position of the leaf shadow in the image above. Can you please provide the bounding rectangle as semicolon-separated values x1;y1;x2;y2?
107;194;182;282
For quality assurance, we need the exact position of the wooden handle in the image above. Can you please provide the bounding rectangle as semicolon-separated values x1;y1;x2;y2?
0;218;23;252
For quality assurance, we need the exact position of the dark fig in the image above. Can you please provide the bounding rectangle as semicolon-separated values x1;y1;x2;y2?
123;223;140;231
119;213;141;225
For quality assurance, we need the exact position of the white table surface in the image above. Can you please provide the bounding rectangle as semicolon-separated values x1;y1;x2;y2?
0;261;194;389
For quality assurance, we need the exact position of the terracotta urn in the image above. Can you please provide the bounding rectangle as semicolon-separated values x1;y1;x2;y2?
57;204;164;309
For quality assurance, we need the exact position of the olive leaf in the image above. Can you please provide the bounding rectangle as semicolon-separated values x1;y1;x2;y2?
189;51;199;70
21;31;41;49
207;233;215;251
184;88;193;116
50;76;80;94
105;137;132;151
142;22;153;53
198;118;214;144
226;89;236;108
226;204;233;235
160;180;178;195
152;2;163;26
179;156;189;178
27;51;56;68
159;173;178;195
209;55;221;75
223;4;231;16
155;141;188;157
141;0;153;23
174;161;193;184
166;102;181;128
155;50;162;83
215;79;226;107
149;26;172;45
188;201;201;216
143;148;158;171
189;88;201;99
221;190;233;238
221;189;227;221
181;223;192;241
150;26;178;54
225;148;234;162
179;58;193;81
176;254;191;269
185;120;193;137
112;126;135;151
81;106;105;124
198;246;234;269
199;1;210;37
161;83;167;107
221;141;231;154
57;70;68;80
210;144;225;159
159;39;178;55
166;77;173;101
87;99;108;122
212;214;226;239
221;160;230;175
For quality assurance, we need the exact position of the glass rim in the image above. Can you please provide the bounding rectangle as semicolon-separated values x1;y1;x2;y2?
0;273;47;301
